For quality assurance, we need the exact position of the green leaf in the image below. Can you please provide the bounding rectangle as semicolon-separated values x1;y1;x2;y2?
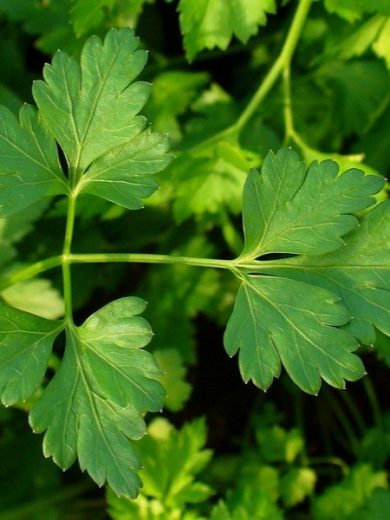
1;279;64;319
71;0;117;36
178;0;276;61
316;61;389;136
280;467;316;507
172;141;258;222
0;0;77;55
324;0;390;20
240;149;383;260
154;349;192;412
324;15;390;70
33;29;172;209
225;275;364;394
265;201;390;345
372;18;390;69
29;297;164;498
225;149;387;393
0;104;67;217
210;501;233;520
139;417;213;507
256;426;304;463
356;489;390;520
144;70;209;142
312;464;388;519
107;418;213;515
0;201;47;269
0;302;62;407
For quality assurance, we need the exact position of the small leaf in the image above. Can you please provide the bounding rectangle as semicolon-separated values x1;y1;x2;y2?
33;29;172;209
155;349;192;412
1;278;64;319
107;418;213;514
280;467;316;507
225;275;364;394
256;426;304;463
312;464;388;519
179;0;276;61
325;0;390;20
29;297;165;498
240;148;384;260
0;104;67;217
0;302;62;407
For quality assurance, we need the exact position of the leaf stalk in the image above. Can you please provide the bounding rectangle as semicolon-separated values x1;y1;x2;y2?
62;193;77;324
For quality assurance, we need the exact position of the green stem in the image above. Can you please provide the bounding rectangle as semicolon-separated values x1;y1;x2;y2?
69;253;235;270
186;0;312;153
363;376;382;427
0;256;62;291
235;0;312;132
0;251;285;292
326;391;360;456
62;194;77;324
307;456;349;476
282;61;295;143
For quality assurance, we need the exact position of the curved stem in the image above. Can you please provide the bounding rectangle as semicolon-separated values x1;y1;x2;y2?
235;0;312;132
184;0;313;154
283;61;295;143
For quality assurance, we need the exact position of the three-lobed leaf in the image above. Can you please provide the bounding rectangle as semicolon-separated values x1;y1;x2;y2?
240;148;384;260
226;148;387;394
0;296;164;497
33;28;172;209
0;104;67;217
0;302;62;407
25;296;164;498
107;417;213;516
179;0;276;61
224;275;364;394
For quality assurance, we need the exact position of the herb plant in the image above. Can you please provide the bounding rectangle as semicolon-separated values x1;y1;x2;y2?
0;0;389;517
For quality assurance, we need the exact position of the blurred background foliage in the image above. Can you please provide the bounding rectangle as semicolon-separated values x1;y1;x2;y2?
0;0;390;518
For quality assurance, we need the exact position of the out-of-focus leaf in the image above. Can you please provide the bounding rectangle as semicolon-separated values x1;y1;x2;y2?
312;464;388;519
155;349;192;412
1;279;64;320
178;0;277;61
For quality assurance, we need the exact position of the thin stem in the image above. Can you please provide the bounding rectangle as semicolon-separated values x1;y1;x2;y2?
307;456;349;476
185;0;312;154
363;376;382;427
0;256;62;291
325;391;359;456
0;251;282;292
69;253;235;270
235;0;312;132
283;61;295;143
338;388;366;436
62;194;77;324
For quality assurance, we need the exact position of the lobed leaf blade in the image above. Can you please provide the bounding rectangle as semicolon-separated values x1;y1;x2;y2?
240;148;384;260
29;296;165;498
224;275;364;394
0;104;67;217
33;28;172;208
0;302;62;407
179;0;276;61
261;201;390;345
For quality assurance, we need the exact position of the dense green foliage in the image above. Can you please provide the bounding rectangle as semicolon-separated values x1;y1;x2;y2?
0;0;389;518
